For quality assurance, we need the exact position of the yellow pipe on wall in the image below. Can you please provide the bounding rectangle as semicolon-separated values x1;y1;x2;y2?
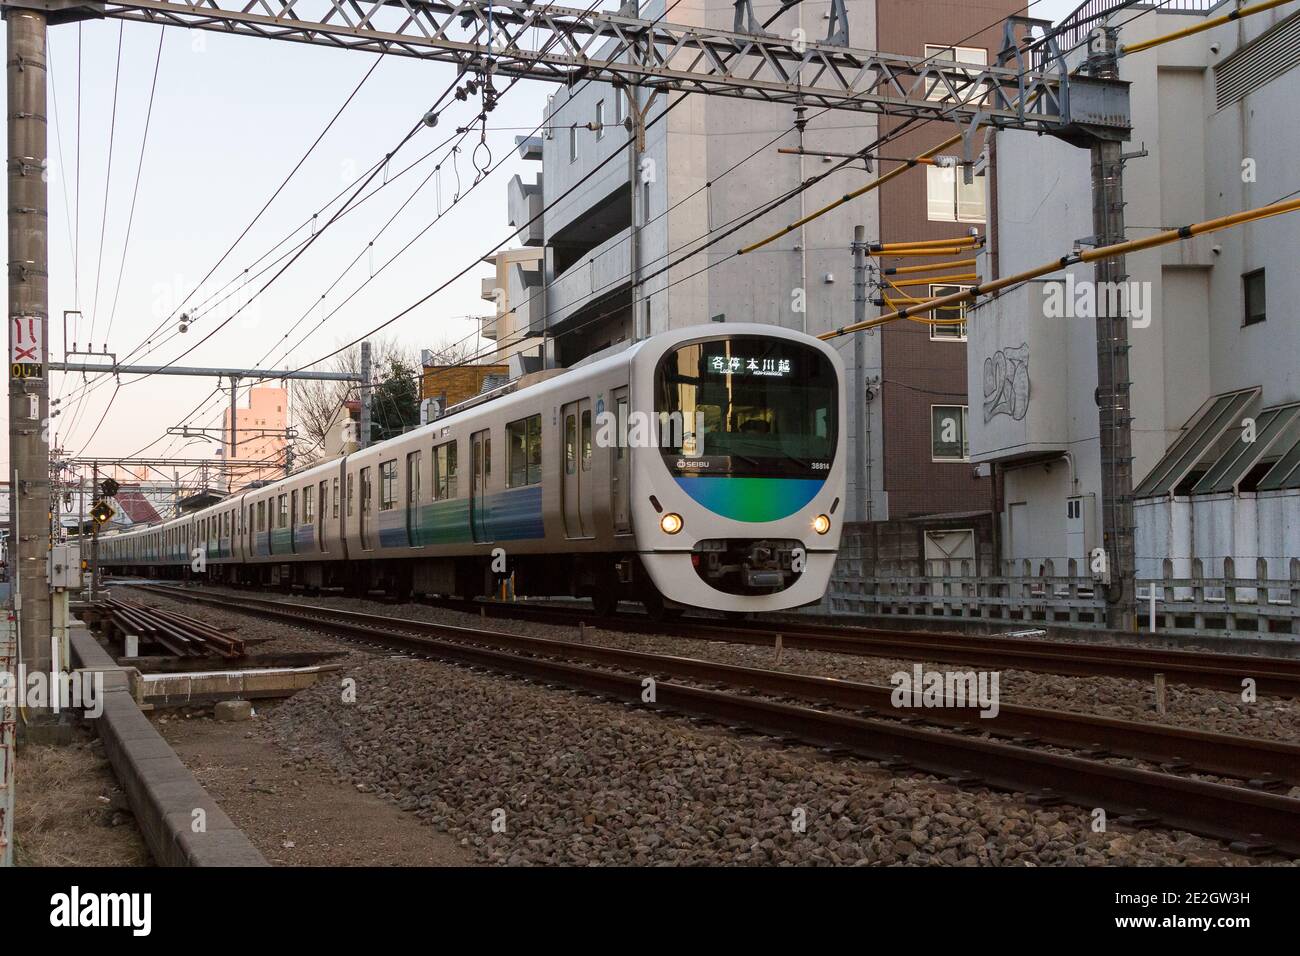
821;196;1300;340
884;257;979;275
889;272;979;288
1120;0;1293;57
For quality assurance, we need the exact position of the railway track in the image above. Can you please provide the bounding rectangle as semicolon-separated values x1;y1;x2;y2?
133;583;1300;855
426;596;1300;697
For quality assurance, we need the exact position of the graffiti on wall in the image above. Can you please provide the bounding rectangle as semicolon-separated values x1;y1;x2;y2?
983;344;1029;423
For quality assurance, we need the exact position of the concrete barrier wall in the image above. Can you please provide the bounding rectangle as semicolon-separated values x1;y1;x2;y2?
71;629;268;867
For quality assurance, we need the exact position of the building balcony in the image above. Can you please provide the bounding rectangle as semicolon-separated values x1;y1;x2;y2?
508;173;544;247
546;227;632;331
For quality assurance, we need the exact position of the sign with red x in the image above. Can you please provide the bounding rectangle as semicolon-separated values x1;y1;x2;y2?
10;314;44;377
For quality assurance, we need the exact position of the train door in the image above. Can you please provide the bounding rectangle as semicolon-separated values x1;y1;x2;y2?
611;387;631;534
471;429;490;542
318;480;328;553
359;467;373;550
561;400;589;538
406;452;422;546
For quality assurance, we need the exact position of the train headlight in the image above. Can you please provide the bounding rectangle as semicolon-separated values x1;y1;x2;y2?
660;512;684;535
813;514;831;535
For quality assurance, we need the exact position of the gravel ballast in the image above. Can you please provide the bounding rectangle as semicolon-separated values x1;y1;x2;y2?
118;584;1298;866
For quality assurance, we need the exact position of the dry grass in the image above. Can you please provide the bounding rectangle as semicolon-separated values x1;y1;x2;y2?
13;730;152;867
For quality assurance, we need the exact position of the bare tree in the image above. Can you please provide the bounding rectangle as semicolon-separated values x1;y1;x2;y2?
290;334;480;465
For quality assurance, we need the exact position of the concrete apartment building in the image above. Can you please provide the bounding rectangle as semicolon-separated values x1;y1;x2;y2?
223;384;289;488
494;0;1026;572
967;0;1300;581
478;245;546;374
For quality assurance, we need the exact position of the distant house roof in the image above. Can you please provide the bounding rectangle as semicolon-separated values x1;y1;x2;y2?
114;487;162;525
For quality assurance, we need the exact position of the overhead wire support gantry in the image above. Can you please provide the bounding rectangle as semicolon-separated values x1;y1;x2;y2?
21;2;1126;145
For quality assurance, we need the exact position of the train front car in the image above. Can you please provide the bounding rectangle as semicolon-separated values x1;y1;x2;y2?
632;324;846;613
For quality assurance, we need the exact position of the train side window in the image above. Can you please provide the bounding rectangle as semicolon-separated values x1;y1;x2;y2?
565;415;577;476
278;494;288;528
379;460;397;511
528;414;542;484
506;414;542;488
615;398;629;460
347;473;354;516
332;478;340;518
507;419;527;488
257;500;265;532
484;437;491;481
581;410;592;472
434;441;457;500
360;468;372;516
304;485;315;522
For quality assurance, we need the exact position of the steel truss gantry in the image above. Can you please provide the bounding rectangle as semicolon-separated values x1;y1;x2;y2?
15;0;1127;143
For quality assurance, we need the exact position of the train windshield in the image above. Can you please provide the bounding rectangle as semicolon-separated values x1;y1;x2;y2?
654;336;837;478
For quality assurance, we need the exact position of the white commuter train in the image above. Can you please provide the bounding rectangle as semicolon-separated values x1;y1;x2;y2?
99;323;846;615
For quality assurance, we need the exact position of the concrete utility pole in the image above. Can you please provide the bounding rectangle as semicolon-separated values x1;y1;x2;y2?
7;8;52;682
851;225;869;524
359;340;372;449
1085;27;1136;631
89;464;99;603
228;374;240;489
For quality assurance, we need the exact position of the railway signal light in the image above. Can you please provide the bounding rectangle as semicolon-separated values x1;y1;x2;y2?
91;502;115;525
101;477;120;498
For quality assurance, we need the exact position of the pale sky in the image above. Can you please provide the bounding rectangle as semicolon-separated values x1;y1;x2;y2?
1;0;1083;477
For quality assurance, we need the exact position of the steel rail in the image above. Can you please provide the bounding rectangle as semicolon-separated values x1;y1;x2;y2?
135;584;1300;850
421;597;1300;697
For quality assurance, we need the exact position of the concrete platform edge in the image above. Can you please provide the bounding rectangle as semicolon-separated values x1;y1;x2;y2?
71;628;269;867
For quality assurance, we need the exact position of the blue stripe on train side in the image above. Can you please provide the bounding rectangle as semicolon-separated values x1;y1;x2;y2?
293;524;316;551
376;509;410;549
485;484;544;541
366;486;543;548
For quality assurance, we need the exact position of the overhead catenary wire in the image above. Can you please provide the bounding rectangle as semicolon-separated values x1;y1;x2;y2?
91;0;616;458
145;0;618;448
738;131;965;255
79;0;1046;461
62;48;404;450
102;26;166;345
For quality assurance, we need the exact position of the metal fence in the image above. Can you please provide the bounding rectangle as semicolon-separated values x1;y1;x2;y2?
1048;0;1223;62
827;558;1108;628
1138;558;1300;640
826;554;1300;642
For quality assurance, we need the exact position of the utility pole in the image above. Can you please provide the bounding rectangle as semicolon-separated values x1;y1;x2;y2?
1085;27;1136;631
228;374;239;491
851;225;870;524
7;8;52;687
90;464;100;603
77;472;85;589
359;340;372;450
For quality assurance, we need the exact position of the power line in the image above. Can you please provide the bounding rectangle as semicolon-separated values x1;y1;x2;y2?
86;20;125;348
103;26;165;346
